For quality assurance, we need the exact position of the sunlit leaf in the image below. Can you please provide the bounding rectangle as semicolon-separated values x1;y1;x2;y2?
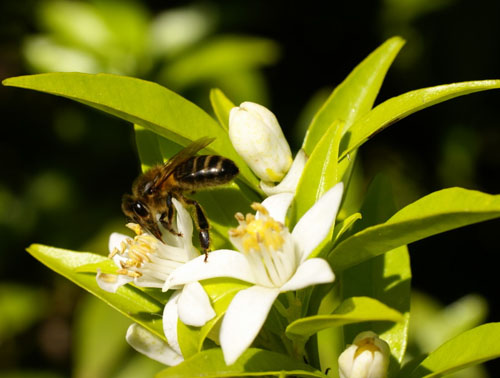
26;244;166;341
330;187;500;271
407;323;500;378
339;80;500;160
291;120;343;226
302;36;405;154
156;348;327;378
286;296;403;341
210;88;235;130
2;73;259;189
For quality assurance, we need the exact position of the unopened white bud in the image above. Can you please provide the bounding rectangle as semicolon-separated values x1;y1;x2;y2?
229;102;292;182
338;331;390;378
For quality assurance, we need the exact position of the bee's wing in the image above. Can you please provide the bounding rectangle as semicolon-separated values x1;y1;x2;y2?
153;136;215;188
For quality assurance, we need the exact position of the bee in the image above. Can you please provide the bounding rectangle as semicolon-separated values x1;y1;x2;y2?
122;137;239;259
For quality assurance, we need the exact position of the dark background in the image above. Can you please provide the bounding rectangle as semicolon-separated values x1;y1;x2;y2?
1;0;499;376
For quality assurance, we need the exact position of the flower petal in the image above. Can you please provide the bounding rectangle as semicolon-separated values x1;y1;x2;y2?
292;182;344;261
108;232;130;253
163;250;255;291
220;285;280;365
126;323;183;366
259;192;294;224
163;291;182;356
96;268;133;293
177;282;216;327
280;258;335;292
260;148;308;196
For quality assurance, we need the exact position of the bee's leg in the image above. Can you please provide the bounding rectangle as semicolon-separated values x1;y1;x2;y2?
182;197;210;262
160;193;182;237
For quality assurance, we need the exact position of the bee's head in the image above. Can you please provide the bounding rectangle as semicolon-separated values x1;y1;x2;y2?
121;195;163;241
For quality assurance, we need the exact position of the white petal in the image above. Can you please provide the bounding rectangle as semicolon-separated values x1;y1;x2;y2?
260;148;308;196
220;286;280;365
292;182;344;261
163;291;182;355
177;282;216;327
259;192;294;224
163;250;255;291
172;198;194;245
108;232;130;253
96;269;133;293
126;323;183;366
280;258;335;292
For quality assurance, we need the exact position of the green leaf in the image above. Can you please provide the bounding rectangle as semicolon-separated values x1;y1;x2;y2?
210;88;235;130
302;36;405;154
339;80;500;160
329;187;500;271
341;175;411;367
26;244;166;341
407;323;500;378
156;348;327;378
286;297;403;341
177;278;251;358
2;73;259;189
134;125;165;172
291;120;343;225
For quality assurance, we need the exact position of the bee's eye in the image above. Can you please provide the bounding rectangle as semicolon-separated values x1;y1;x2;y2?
133;201;149;217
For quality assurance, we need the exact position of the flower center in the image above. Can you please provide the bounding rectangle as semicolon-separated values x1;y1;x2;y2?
229;203;297;288
354;337;380;357
110;223;192;287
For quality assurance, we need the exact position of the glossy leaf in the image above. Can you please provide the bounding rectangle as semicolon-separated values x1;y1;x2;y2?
286;296;403;341
2;73;259;189
339;80;500;160
156;348;327;378
291;121;343;226
26;244;166;341
329;187;500;271
210;88;235;130
341;175;411;366
407;323;500;378
302;36;405;154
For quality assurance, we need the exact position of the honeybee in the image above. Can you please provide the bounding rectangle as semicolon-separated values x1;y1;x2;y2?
122;137;239;259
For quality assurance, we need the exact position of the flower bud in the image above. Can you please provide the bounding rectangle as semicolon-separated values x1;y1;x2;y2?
229;102;292;182
338;331;390;378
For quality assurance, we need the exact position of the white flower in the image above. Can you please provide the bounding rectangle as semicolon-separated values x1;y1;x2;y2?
96;198;215;365
338;331;390;378
164;182;344;365
229;101;293;182
126;323;183;366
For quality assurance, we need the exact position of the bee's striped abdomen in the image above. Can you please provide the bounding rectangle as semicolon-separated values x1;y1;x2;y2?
173;155;239;189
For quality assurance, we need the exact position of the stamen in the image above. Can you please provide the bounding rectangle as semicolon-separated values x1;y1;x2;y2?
126;222;143;235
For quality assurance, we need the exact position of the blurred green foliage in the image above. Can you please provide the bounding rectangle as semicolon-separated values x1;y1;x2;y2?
0;0;499;376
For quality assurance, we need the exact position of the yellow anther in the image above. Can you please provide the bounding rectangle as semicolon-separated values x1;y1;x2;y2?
354;338;379;357
235;212;244;222
117;268;141;278
126;223;144;235
231;204;285;253
108;248;120;258
251;202;268;215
